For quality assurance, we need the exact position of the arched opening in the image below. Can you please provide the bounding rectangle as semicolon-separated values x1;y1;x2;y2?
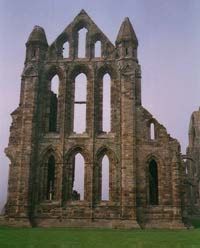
94;41;101;57
101;155;109;201
125;47;128;56
150;122;155;140
31;48;37;58
102;73;111;132
72;153;85;200
185;164;188;175
63;41;69;58
49;75;59;132
149;160;158;205
73;73;87;133
46;155;55;200
78;28;87;58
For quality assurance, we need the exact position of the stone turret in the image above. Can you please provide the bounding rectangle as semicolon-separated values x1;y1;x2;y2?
116;17;138;59
25;25;48;63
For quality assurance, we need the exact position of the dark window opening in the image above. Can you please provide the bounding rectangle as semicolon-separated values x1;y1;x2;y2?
49;92;58;132
46;155;55;200
32;49;36;58
125;47;128;56
149;160;158;205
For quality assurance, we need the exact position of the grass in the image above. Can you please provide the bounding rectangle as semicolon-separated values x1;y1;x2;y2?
189;218;200;229
0;225;200;248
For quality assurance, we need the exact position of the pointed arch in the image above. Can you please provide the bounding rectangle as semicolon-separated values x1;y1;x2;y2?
49;75;59;132
96;65;117;133
63;146;90;202
72;153;85;200
69;64;92;81
150;122;155;140
101;154;109;201
39;147;62;202
78;28;87;58
94;147;119;203
68;65;91;135
39;145;62;163
45;65;65;81
102;73;111;132
63;41;69;58
72;19;91;33
73;73;87;133
44;65;64;133
147;119;157;140
46;155;55;200
97;65;117;81
48;31;71;59
65;145;90;164
94;40;101;57
96;146;118;163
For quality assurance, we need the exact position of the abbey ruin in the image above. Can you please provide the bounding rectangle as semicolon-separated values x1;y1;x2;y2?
3;10;199;228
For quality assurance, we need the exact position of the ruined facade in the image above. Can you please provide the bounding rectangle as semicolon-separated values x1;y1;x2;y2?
185;108;200;215
4;10;186;228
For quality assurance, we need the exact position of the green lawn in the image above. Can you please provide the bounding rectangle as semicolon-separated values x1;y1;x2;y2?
0;226;200;248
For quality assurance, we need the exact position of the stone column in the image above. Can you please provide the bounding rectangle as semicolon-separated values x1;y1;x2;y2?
119;64;139;228
171;152;185;227
17;74;39;221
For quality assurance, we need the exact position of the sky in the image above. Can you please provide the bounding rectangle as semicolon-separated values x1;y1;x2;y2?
0;0;200;211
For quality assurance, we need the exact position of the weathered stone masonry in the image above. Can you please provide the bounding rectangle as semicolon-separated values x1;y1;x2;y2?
4;10;186;228
184;108;200;216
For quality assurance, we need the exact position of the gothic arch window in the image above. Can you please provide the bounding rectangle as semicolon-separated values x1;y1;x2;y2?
102;73;111;132
125;47;129;56
149;159;159;205
149;122;156;140
73;73;87;133
101;154;109;201
150;122;155;140
94;40;101;57
46;155;55;200
78;28;87;58
94;147;119;203
63;41;69;58
185;164;188;175
31;48;37;58
72;153;85;201
49;75;59;132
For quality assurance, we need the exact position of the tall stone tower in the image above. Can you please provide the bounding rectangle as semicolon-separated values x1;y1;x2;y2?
185;108;200;215
4;10;185;228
